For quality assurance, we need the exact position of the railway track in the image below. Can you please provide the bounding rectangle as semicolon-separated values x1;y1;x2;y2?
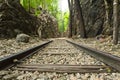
0;38;120;79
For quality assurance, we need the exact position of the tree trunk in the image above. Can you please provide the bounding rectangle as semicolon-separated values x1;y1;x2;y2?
72;1;77;36
68;0;73;38
102;0;113;35
74;0;86;38
104;0;111;30
113;0;118;44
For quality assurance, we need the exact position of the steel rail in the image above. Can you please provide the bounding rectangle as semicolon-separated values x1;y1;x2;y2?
0;40;53;70
67;40;120;72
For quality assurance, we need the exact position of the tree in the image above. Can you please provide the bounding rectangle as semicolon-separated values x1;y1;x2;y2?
74;0;86;38
103;0;111;32
68;0;73;37
113;0;118;44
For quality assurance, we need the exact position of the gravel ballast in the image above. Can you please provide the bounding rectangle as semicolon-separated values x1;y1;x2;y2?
0;38;120;80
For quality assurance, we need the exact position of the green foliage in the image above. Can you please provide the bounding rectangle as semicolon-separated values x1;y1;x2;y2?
63;12;69;31
20;0;69;32
20;0;59;16
57;11;69;32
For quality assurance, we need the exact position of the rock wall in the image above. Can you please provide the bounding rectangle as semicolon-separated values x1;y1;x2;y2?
0;0;39;38
0;0;59;38
81;0;104;37
81;0;113;37
37;12;59;38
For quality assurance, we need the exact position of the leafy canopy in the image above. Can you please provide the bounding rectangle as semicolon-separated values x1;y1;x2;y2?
20;0;69;32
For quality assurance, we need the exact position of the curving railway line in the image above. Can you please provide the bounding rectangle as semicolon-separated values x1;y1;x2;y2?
0;38;120;79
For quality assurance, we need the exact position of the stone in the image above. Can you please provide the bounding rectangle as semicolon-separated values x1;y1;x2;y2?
37;76;49;80
0;71;10;76
3;74;17;79
16;33;30;43
76;73;81;79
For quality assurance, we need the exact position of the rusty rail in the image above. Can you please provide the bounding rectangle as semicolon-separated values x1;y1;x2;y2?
0;40;52;70
67;40;120;72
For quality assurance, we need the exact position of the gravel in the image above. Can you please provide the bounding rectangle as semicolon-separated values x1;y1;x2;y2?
0;38;120;80
23;39;104;65
73;37;120;57
0;37;46;58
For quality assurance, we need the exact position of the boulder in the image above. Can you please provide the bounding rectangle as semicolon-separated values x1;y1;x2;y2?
81;0;105;37
16;34;30;43
0;0;39;38
37;12;59;38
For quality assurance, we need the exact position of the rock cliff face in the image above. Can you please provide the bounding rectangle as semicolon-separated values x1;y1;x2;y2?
37;12;59;38
0;0;59;38
81;0;113;37
0;0;38;38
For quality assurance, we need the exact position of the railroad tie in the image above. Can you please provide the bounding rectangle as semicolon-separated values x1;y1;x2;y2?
15;64;111;73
